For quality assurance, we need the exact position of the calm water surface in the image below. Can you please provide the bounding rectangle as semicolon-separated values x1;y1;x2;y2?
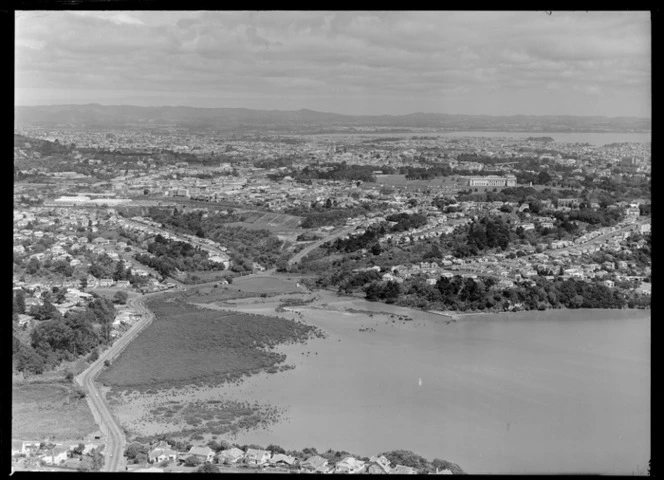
225;305;650;474
312;131;651;146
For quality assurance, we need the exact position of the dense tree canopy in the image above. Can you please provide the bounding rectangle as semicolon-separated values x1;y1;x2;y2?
14;297;116;375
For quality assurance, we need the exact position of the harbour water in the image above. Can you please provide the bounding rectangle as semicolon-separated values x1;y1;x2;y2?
314;131;651;146
222;300;650;474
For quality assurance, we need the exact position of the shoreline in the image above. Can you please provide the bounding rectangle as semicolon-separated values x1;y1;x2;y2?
102;277;649;473
306;284;650;319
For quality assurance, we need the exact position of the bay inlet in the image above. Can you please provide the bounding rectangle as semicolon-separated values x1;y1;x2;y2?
218;297;650;474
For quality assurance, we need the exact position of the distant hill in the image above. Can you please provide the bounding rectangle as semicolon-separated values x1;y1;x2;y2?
14;104;651;133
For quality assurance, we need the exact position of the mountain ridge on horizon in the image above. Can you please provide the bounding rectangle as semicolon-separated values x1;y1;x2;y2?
14;103;651;120
14;104;651;133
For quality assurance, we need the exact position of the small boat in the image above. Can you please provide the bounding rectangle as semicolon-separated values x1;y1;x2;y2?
418;377;422;387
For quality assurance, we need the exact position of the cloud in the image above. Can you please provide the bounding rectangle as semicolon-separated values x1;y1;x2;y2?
14;11;651;116
15;38;45;50
70;11;145;25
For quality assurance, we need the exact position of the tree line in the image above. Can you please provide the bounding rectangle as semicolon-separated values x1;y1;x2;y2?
13;293;116;375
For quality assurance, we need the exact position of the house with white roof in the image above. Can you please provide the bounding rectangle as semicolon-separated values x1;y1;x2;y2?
334;456;366;474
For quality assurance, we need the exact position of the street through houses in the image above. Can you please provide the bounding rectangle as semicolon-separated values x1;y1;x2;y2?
75;293;158;472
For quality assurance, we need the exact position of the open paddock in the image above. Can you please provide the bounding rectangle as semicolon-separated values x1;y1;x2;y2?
12;381;98;441
228;211;304;233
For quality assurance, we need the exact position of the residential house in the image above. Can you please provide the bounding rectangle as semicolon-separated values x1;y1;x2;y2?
22;441;41;456
269;454;296;468
18;314;33;328
390;465;418;474
300;455;329;473
99;278;115;287
244;448;271;466
41;445;69;465
116;280;131;288
188;446;215;463
366;455;392;474
334;456;366;474
148;446;178;464
217;447;245;465
80;443;101;455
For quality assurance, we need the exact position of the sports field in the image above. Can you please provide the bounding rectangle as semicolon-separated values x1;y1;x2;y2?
180;275;305;303
374;174;464;191
230;275;306;294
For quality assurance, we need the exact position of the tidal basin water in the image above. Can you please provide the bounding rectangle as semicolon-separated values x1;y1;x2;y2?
222;301;649;474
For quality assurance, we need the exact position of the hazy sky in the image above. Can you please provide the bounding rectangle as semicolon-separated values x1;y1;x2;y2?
15;10;651;117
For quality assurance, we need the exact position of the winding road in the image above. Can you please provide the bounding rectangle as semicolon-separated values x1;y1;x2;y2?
72;220;359;471
74;274;278;472
75;293;159;472
288;225;356;265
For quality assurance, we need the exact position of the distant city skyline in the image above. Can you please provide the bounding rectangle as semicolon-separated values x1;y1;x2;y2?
15;11;651;118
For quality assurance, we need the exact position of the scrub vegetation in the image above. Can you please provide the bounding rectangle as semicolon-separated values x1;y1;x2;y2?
98;298;319;389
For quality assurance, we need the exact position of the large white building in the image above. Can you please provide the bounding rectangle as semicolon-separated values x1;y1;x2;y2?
466;175;517;187
49;196;131;206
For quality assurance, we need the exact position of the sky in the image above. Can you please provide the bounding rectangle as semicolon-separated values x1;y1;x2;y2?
15;10;651;117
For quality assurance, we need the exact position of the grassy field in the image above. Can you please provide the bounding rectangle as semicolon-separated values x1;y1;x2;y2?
12;381;98;441
178;275;304;303
176;270;232;284
374;174;465;190
179;286;264;303
225;212;304;234
89;287;139;300
97;298;318;389
240;212;304;229
231;276;305;294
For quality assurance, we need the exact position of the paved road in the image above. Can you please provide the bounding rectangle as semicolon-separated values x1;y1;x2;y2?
288;226;356;265
547;223;636;257
123;217;229;260
75;292;160;472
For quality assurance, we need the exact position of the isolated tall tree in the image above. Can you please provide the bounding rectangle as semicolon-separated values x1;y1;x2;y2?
113;290;128;305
